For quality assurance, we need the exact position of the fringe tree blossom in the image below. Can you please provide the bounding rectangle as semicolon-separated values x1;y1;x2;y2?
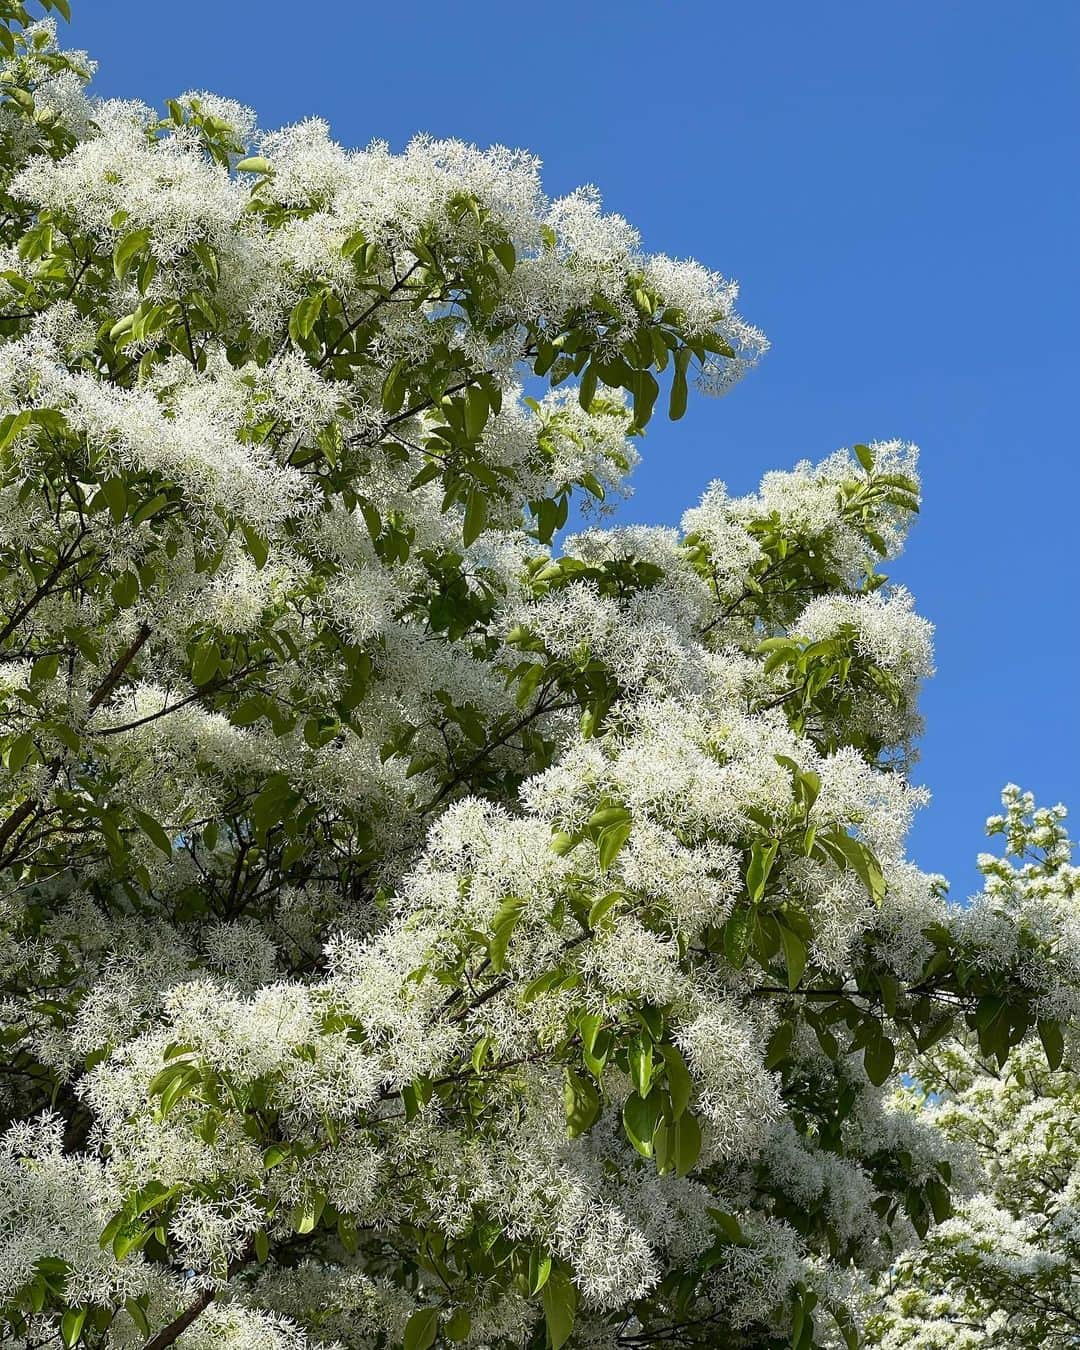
869;791;1080;1348
0;8;1076;1350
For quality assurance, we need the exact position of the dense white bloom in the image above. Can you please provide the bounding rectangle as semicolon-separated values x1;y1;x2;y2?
0;13;1066;1350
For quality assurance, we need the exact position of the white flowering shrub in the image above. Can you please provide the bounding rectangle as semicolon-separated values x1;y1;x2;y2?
869;789;1080;1349
0;6;1077;1350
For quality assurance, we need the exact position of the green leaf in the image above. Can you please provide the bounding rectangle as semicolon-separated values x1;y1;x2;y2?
108;313;135;344
404;1307;439;1350
853;442;875;472
588;807;633;870
464;384;489;440
595;819;631;870
289;289;325;345
764;1019;796;1070
190;640;220;686
230;695;267;726
236;155;273;174
132;809;172;857
529;1250;553;1295
578;1012;604;1057
578;363;598;410
113;227;151;282
157;1065;200;1118
832;1307;860;1350
5;731;35;774
564;1068;600;1137
669;348;690;420
709;1209;746;1246
381;360;407;414
673;1110;702;1176
863;1033;896;1086
99;1209;126;1250
745;839;779;903
818;830;886;904
543;1271;577;1350
1038;1019;1065;1072
463;486;488;546
125;1300;150;1337
549;829;576;856
587;891;622;928
111;570;139;608
489;895;525;972
522;969;565;1002
113;1225;147;1260
587;805;631;831
252;773;298;838
470;1035;493;1074
582;1027;611;1079
60;1308;87;1347
241;524;269;569
492;238;516;274
926;1178;952;1224
628;1034;653;1098
778;923;808;990
254;1229;270;1264
631;369;660;429
0;409;31;452
444;1308;472;1342
99;476;128;525
660;1044;693;1119
52;723;81;753
722;908;754;967
623;1088;662;1157
291;1191;325;1235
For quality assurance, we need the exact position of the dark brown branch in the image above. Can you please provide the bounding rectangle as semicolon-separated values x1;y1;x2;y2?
141;1285;215;1350
88;659;268;737
86;622;151;713
0;624;152;866
0;529;89;646
419;691;579;816
141;1249;252;1350
315;261;422;372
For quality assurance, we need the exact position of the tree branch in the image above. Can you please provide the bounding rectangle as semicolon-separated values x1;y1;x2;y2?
141;1285;216;1350
141;1248;252;1350
0;623;152;866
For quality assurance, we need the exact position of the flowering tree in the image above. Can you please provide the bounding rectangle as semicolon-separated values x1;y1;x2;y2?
1;7;1078;1350
869;788;1080;1349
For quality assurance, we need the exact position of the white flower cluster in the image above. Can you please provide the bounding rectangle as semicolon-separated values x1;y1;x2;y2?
1;14;1075;1350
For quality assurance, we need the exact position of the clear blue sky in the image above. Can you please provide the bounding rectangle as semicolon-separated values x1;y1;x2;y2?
63;1;1079;900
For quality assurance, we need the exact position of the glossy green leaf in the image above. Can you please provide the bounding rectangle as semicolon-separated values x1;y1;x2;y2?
778;923;807;990
404;1307;439;1350
543;1271;577;1350
623;1088;662;1157
1039;1019;1065;1072
463;485;488;546
673;1110;702;1176
660;1044;693;1119
132;809;172;856
60;1308;87;1348
564;1068;600;1137
113;227;151;282
863;1033;896;1087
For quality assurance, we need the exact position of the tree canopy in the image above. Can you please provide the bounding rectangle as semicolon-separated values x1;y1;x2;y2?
0;6;1077;1350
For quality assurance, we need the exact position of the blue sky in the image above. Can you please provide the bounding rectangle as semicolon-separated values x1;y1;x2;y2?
63;1;1079;899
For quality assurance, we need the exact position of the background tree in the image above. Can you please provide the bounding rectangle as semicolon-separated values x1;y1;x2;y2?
0;6;1077;1349
870;787;1080;1349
